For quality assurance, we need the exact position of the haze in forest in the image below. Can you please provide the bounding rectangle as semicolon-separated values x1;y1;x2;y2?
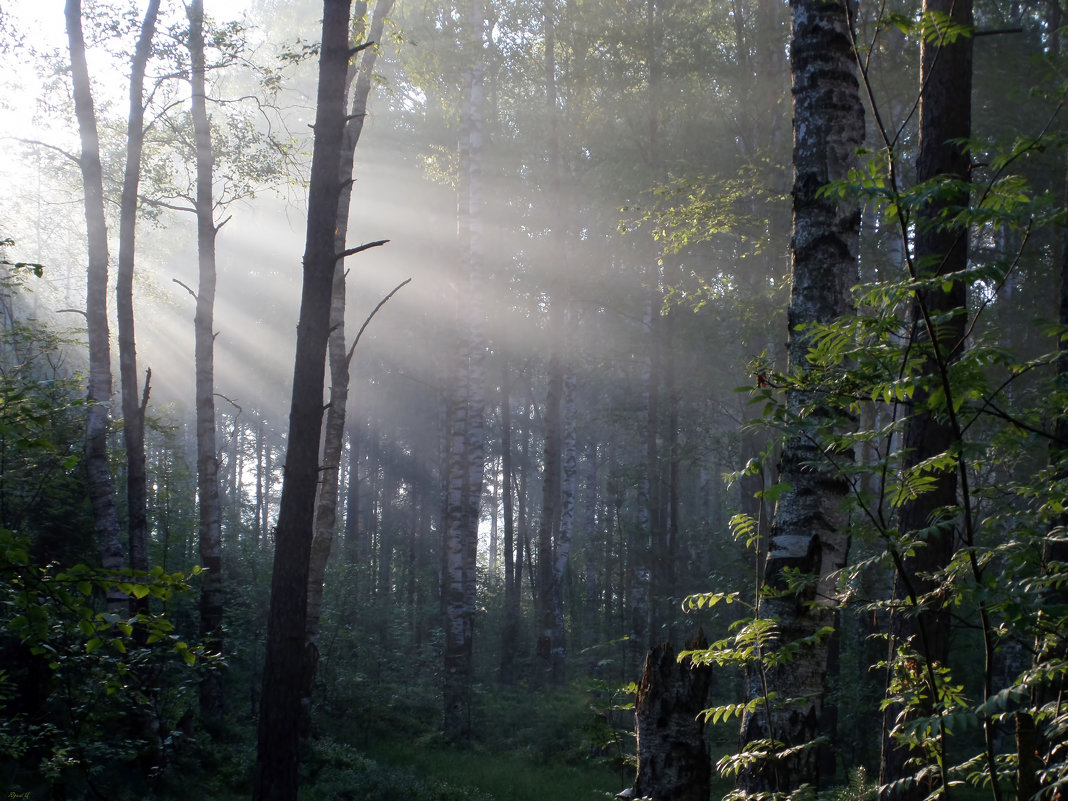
1;1;1066;801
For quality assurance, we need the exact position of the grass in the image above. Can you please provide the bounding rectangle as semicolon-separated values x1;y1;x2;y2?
364;740;625;801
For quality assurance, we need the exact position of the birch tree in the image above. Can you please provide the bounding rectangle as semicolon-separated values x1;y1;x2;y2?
115;0;159;592
735;0;863;792
441;0;488;741
186;0;224;726
64;0;124;612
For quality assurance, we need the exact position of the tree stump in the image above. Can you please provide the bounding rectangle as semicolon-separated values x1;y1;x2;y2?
628;633;712;801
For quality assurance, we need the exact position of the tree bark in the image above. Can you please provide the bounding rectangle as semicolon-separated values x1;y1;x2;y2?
550;369;576;680
252;2;352;797
442;0;487;741
499;355;519;684
304;0;394;724
737;0;862;792
631;636;713;801
187;0;225;727
880;1;972;797
535;357;563;681
116;0;160;596
65;0;124;613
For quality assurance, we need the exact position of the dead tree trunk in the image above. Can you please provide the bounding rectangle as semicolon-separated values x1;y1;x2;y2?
630;635;713;801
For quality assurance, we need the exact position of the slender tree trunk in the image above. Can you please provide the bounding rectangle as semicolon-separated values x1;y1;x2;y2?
65;0;124;612
442;0;487;740
253;2;353;797
549;370;576;680
536;359;563;680
880;2;972;798
188;0;225;726
255;418;266;545
500;356;519;684
116;0;159;596
344;419;362;565
304;0;394;723
737;0;862;792
583;443;601;653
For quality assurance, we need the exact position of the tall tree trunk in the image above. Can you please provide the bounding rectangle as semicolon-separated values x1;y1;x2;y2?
536;358;563;680
549;370;576;680
253;2;353;797
65;0;124;613
442;0;487;741
304;0;394;727
880;1;973;797
500;356;519;684
116;0;159;596
188;0;225;726
344;418;362;566
736;0;862;792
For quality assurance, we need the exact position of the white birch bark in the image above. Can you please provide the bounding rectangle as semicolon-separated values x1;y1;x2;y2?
737;0;862;792
442;0;486;740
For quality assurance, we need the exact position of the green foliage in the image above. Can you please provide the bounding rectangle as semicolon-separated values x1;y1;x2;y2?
0;527;208;796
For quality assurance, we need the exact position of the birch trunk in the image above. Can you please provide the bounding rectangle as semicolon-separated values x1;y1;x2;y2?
188;0;225;725
442;0;487;740
549;369;576;681
737;0;862;792
65;0;124;612
499;356;519;684
631;637;712;801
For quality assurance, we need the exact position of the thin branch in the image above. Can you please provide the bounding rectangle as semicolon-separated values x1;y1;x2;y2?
345;277;412;366
348;40;375;57
140;195;196;215
3;137;80;166
172;278;197;300
335;239;389;263
140;367;152;418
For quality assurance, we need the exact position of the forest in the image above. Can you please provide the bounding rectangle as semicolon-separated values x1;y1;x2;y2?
0;0;1066;799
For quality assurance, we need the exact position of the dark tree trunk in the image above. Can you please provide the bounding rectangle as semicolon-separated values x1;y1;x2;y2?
535;359;563;681
631;636;713;801
500;355;519;684
880;1;972;797
65;0;125;612
188;0;225;727
304;0;394;728
252;2;353;798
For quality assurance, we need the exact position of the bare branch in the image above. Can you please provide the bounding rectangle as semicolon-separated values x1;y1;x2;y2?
3;137;80;166
172;278;197;299
349;40;375;57
140;195;196;214
345;277;412;366
335;238;389;263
